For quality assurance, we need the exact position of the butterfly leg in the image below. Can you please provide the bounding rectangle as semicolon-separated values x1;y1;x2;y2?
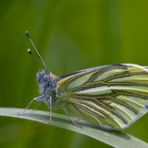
62;107;82;128
23;96;45;113
47;96;52;124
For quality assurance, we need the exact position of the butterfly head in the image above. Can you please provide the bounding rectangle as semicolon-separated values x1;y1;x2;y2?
37;70;51;92
36;70;57;96
36;70;57;107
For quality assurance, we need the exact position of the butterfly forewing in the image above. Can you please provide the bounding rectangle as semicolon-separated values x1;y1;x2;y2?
56;64;148;130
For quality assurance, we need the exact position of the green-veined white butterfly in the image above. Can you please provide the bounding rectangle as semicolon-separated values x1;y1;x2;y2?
25;31;148;130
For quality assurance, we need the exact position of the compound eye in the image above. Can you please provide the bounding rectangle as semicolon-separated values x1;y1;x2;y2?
48;82;51;87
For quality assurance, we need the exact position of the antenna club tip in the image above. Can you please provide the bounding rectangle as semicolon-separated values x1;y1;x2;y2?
25;31;30;38
27;48;32;54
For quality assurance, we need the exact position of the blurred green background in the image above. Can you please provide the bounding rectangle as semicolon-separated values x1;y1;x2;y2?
0;0;148;148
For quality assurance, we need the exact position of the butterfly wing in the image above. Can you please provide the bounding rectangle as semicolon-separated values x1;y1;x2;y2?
56;64;148;130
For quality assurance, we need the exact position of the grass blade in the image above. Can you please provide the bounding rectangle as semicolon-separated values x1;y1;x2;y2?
0;107;147;147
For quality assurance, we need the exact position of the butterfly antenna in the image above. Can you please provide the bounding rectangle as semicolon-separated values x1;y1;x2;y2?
25;31;47;71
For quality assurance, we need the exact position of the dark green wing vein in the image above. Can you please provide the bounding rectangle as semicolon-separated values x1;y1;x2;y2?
65;99;123;128
67;81;148;92
69;90;148;100
66;102;116;129
58;64;128;90
57;64;148;129
69;92;146;114
83;64;128;84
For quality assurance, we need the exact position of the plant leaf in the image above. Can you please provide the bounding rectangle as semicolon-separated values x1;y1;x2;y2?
0;107;147;147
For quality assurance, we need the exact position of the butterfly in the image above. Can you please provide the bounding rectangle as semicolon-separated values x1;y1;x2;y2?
25;32;148;130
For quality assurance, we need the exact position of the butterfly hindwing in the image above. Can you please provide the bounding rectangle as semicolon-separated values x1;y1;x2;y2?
56;64;148;130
